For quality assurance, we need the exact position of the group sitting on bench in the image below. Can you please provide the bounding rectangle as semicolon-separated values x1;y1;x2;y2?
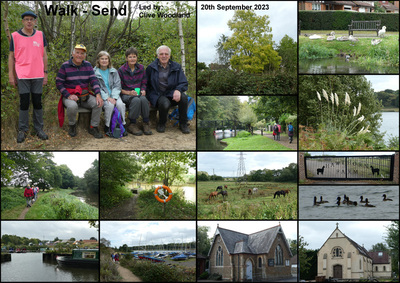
56;44;191;139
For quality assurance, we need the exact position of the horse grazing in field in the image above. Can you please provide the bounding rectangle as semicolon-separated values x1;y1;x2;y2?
216;185;227;191
273;190;285;198
282;189;290;195
248;188;252;195
218;190;228;200
208;191;218;200
253;188;258;194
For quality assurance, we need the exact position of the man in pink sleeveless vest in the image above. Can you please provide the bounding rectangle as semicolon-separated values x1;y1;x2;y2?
8;11;48;143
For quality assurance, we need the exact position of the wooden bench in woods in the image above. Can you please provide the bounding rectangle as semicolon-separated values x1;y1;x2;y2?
348;20;381;36
76;107;92;129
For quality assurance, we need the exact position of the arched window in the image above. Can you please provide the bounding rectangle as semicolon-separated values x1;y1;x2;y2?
332;247;343;257
383;266;386;271
258;257;262;268
375;266;378;271
216;246;223;266
275;245;283;265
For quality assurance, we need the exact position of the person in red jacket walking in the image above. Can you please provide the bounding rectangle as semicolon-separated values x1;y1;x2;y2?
24;185;34;207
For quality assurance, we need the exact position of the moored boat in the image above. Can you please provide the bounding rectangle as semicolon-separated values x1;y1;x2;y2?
56;249;99;267
171;253;188;261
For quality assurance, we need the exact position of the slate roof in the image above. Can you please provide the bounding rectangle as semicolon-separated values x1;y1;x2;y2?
330;1;357;6
209;225;292;257
352;1;374;8
379;1;399;11
345;235;371;259
368;251;390;264
320;227;371;259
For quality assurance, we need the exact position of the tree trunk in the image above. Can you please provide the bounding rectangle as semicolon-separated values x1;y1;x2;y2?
3;1;11;43
69;2;77;56
176;2;186;74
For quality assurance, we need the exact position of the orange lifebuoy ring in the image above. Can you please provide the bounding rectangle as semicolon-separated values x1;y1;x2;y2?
154;185;173;203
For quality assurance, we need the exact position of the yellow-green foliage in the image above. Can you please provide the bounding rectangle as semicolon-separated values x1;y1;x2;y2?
224;10;281;73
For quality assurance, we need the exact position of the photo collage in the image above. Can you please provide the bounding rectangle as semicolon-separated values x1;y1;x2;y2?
1;1;399;282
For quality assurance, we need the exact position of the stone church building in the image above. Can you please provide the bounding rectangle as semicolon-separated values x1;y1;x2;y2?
318;224;391;280
208;224;293;281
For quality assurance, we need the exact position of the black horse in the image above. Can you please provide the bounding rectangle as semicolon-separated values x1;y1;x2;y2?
218;190;228;200
273;190;286;198
216;185;227;191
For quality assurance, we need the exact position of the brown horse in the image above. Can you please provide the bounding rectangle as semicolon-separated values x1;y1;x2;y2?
248;188;252;195
208;191;218;200
283;189;290;196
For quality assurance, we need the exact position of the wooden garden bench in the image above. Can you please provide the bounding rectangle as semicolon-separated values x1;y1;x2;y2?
348;20;381;36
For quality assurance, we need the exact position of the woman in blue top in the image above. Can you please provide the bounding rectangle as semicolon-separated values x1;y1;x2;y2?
94;51;127;136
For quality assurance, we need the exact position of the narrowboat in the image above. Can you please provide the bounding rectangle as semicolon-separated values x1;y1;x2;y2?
56;249;99;267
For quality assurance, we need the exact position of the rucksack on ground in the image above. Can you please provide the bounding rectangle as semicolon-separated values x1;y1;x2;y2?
110;107;125;138
168;96;196;125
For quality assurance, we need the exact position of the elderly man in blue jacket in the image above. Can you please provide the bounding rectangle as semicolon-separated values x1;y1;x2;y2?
146;45;190;134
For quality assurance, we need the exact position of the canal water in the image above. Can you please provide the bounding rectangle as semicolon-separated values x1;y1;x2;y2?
128;183;196;203
299;57;398;74
1;253;99;282
197;134;226;150
299;186;399;220
380;112;399;144
70;191;99;207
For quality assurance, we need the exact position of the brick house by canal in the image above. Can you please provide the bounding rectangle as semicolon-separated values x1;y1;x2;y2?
208;224;293;281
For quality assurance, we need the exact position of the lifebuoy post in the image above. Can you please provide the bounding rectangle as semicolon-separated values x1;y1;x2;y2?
154;185;173;213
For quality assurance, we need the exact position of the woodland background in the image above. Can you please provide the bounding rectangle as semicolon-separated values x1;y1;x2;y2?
1;1;196;147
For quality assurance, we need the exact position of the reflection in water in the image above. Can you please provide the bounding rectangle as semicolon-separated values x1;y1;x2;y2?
1;253;98;282
197;135;226;150
300;57;398;74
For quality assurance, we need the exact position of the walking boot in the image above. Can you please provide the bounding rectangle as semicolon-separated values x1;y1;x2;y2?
143;122;153;135
180;123;190;134
89;126;103;138
17;131;27;143
127;123;143;136
68;124;77;137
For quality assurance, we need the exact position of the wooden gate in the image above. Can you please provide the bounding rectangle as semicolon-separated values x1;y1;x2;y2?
305;155;394;180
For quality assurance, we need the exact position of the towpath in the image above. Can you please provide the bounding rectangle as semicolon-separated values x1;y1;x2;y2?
18;194;41;219
117;265;142;282
101;195;138;219
255;131;297;150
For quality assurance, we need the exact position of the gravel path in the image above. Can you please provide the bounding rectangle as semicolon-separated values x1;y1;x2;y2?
117;265;142;282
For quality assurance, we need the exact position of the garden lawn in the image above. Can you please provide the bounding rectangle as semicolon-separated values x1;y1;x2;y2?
222;135;291;150
299;30;399;67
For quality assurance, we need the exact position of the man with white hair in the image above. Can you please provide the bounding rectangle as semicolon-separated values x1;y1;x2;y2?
146;45;190;134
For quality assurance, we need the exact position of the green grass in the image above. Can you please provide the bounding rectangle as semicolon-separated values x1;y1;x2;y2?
299;30;399;67
1;187;27;212
197;181;297;220
120;255;195;282
25;189;98;219
221;134;292;150
136;188;196;219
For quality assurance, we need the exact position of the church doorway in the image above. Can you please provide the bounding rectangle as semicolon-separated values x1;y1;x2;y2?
333;264;342;278
245;259;253;280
